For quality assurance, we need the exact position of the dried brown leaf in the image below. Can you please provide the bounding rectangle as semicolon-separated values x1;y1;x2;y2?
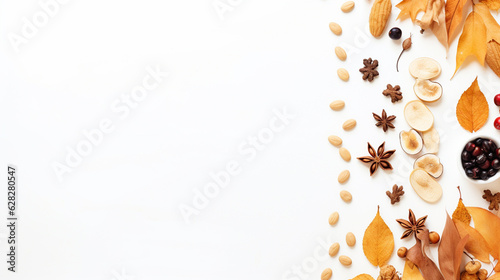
454;219;491;263
362;207;394;267
438;213;469;280
456;77;489;133
406;229;444;280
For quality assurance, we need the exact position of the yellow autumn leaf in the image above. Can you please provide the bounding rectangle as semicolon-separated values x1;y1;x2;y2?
454;11;487;76
396;0;427;22
451;189;471;224
350;274;375;280
402;260;424;280
454;219;491;263
362;207;394;267
480;0;500;11
488;273;500;280
445;0;468;41
456;77;489;133
467;207;500;260
475;3;500;43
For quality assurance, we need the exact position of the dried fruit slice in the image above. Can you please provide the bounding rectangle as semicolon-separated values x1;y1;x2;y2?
409;57;441;79
404;100;434;132
414;79;442;102
414;154;443;178
421;127;440;154
410;169;443;203
400;129;423;155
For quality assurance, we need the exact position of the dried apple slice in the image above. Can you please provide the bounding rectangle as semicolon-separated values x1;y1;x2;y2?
400;129;423;155
409;57;441;79
410;169;443;203
414;154;443;178
414;79;442;102
404;100;434;132
422;127;440;153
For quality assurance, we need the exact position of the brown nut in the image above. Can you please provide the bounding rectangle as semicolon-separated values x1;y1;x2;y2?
465;261;481;274
397;247;407;258
429;231;440;244
321;268;332;280
477;269;488;280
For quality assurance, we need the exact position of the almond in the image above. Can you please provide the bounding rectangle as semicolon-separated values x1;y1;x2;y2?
340;190;352;202
328;211;339;225
342;119;356;130
329;243;340;257
346;232;356;247
329;22;342;35
339;147;351;161
341;1;355;12
339;255;352;266
328;135;342;146
338;170;350;184
329;100;345;111
321;268;333;280
335;46;347;61
337;68;349;81
369;0;392;37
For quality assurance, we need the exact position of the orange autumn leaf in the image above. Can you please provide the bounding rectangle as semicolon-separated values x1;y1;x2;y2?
362;207;394;267
445;0;468;42
456;78;489;133
480;0;500;11
488;273;500;280
350;274;375;280
396;0;428;22
454;219;491;263
452;188;471;224
476;3;500;43
402;260;424;280
467;207;500;260
454;11;487;76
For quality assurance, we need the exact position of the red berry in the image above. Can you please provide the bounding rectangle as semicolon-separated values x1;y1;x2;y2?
495;117;500;130
495;94;500;106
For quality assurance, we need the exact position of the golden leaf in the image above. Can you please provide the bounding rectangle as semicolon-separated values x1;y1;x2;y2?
456;77;489;133
402;260;424;280
454;11;487;76
396;0;428;22
467;207;500;259
445;0;468;41
475;3;500;43
362;207;394;267
486;40;500;78
350;274;375;280
454;219;491;263
452;188;471;224
480;0;500;11
488;273;500;280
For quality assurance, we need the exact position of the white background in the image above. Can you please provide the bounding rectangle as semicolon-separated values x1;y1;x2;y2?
0;0;499;279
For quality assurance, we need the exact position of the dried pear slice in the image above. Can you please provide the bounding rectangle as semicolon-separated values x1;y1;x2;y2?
414;154;443;178
409;57;441;79
414;79;442;102
410;169;443;203
422;127;440;154
400;129;423;155
404;100;434;132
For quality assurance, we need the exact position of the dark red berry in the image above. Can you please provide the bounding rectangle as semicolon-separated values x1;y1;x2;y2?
389;27;402;40
465;142;475;152
494;94;500;106
495;117;500;130
472;147;482;157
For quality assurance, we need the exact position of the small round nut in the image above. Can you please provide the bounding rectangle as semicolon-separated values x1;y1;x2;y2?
477;269;488;280
339;255;352;266
321;268;332;280
397;247;407;258
338;170;350;184
339;147;351;161
329;242;340;257
346;232;356;247
460;271;478;280
328;212;339;225
429;231;440;244
465;261;481;274
340;190;352;202
329;22;342;35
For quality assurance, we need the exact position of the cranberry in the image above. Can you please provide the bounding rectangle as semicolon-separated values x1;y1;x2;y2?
495;94;500;106
495;117;500;130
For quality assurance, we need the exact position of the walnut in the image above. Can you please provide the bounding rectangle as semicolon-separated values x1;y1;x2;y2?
460;271;478;280
378;265;400;280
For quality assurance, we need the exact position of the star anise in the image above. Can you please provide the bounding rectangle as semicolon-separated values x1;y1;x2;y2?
386;185;404;204
357;142;395;176
396;209;428;239
373;109;396;132
359;58;379;81
382;84;403;103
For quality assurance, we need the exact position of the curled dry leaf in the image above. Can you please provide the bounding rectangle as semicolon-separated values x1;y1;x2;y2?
402;260;424;280
350;274;375;280
417;0;448;47
445;0;468;41
467;207;500;260
362;207;394;267
396;0;427;22
407;229;444;280
438;213;469;280
454;219;491;263
454;12;487;76
456;77;489;133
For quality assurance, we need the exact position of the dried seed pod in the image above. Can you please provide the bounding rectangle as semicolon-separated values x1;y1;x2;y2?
396;35;412;72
